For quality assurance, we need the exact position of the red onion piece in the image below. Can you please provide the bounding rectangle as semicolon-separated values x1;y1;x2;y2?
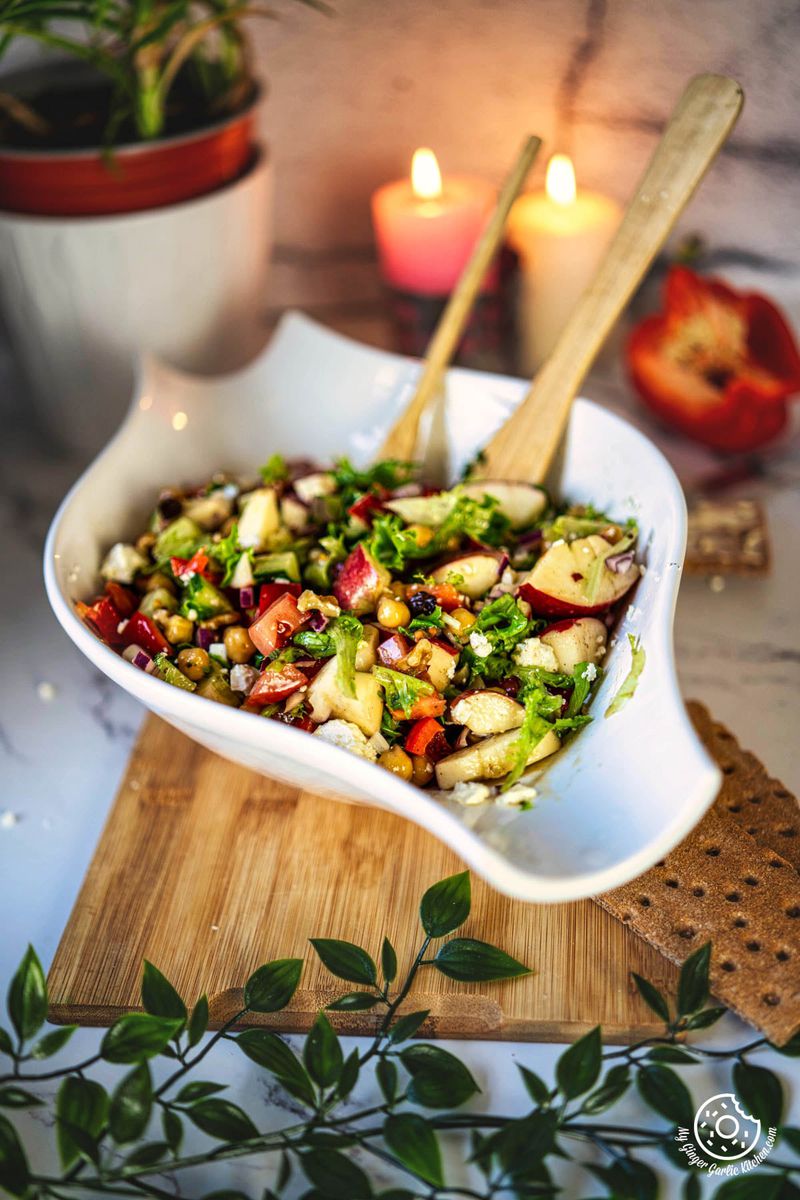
123;644;155;673
238;585;256;609
308;609;329;632
606;551;635;574
196;627;215;651
515;528;542;548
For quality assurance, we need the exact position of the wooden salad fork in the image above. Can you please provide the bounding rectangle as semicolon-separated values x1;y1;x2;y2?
477;73;743;485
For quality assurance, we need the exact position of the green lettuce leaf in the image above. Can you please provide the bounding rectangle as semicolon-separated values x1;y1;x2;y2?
605;634;646;717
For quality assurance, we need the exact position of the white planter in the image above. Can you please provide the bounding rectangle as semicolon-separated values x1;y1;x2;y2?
0;150;273;454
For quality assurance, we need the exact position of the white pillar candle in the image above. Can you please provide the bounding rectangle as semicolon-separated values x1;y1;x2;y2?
508;155;622;374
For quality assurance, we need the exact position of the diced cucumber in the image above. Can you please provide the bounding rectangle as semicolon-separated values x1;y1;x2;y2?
252;551;301;582
153;652;197;692
154;516;202;562
179;574;233;620
138;587;178;619
195;670;239;707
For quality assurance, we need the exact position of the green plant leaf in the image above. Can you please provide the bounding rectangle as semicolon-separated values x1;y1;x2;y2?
0;1113;29;1197
188;995;209;1047
733;1060;783;1129
433;937;530;982
646;1046;698;1064
399;1043;479;1108
0;1029;12;1057
419;870;471;937
381;937;397;984
711;1177;783;1200
582;1065;630;1114
387;1009;430;1044
683;1175;701;1200
244;958;303;1012
590;1157;659;1200
310;939;377;986
774;1030;800;1056
304;1013;343;1089
30;1025;77;1059
175;1080;228;1103
236;1030;316;1107
162;1108;183;1154
121;1141;170;1171
101;1014;184;1063
781;1126;800;1154
337;1049;360;1099
0;1087;42;1109
631;973;670;1023
141;961;187;1021
555;1026;601;1099
384;1112;443;1186
109;1062;152;1144
677;942;711;1016
326;992;379;1011
301;1147;372;1197
56;1076;109;1168
637;1064;694;1126
684;1006;727;1031
515;1064;550;1107
6;945;47;1043
487;1110;558;1175
188;1098;259;1142
376;1058;397;1104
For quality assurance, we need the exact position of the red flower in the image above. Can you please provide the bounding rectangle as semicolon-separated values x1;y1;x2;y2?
627;266;800;452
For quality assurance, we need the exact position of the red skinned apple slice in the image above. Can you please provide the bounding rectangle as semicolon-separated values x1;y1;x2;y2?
460;480;548;529
540;617;607;673
377;632;412;668
432;552;502;599
450;691;525;736
333;543;392;614
306;657;383;736
517;535;639;616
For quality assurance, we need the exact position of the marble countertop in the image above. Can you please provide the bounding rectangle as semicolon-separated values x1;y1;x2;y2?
1;313;798;1197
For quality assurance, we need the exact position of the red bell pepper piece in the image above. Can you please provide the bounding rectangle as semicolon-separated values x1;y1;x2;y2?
391;692;446;722
627;266;800;453
249;592;307;656
77;594;124;644
170;551;214;583
104;582;138;618
245;663;308;707
123;610;171;657
405;716;448;760
257;581;302;616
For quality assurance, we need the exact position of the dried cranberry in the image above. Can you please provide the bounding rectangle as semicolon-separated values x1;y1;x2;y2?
408;590;437;617
158;493;182;520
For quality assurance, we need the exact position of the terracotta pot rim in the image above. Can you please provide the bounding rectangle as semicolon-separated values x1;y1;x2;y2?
0;142;270;225
0;82;264;163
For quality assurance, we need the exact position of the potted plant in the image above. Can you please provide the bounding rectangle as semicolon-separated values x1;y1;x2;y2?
0;0;313;453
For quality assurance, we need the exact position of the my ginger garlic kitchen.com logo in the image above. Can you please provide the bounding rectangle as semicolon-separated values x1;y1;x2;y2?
675;1091;777;1178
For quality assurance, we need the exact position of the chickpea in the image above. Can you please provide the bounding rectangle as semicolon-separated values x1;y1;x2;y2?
407;523;435;549
377;745;414;781
450;607;476;634
176;646;211;681
410;755;434;787
165;614;194;645
600;524;622;544
142;571;176;595
135;531;156;556
376;594;411;630
224;625;256;664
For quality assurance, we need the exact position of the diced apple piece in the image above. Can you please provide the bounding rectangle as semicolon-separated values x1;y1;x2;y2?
461;481;547;529
334;544;392;614
377;632;412;668
294;472;336;504
355;624;379;671
423;639;458;692
184;492;233;531
435;728;560;789
230;553;255;589
306;657;384;736
450;691;525;736
280;494;310;533
517;535;638;616
238;487;280;549
540;617;607;673
432;553;502;600
384;492;458;526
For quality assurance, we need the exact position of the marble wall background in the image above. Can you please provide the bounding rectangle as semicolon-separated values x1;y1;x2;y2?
253;0;800;316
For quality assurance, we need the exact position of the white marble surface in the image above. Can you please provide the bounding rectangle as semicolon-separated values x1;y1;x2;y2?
1;320;799;1196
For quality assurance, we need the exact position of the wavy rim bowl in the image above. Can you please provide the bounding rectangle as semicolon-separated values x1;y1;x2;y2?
44;312;721;902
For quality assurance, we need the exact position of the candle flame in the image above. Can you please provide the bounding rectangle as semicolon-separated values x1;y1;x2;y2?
411;147;443;200
546;153;576;206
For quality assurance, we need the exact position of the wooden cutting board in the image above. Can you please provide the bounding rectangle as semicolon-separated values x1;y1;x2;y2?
47;715;681;1043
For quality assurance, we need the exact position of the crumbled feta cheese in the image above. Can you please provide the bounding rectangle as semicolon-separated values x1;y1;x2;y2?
100;542;147;585
451;781;491;806
469;631;493;659
513;637;559;671
497;783;537;807
314;720;378;761
37;681;56;703
582;662;598;682
230;664;259;695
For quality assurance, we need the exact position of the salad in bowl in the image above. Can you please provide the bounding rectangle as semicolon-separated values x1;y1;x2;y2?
77;454;642;806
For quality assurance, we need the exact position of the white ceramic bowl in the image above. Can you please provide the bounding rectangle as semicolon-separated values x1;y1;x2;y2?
44;312;720;902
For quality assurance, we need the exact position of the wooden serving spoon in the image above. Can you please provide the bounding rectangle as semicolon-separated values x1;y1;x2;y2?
476;73;743;484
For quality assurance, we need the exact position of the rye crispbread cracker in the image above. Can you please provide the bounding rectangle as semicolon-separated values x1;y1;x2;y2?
684;498;770;576
597;705;800;1045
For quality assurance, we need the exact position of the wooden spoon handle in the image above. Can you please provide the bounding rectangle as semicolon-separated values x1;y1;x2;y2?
479;73;743;483
379;134;542;462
